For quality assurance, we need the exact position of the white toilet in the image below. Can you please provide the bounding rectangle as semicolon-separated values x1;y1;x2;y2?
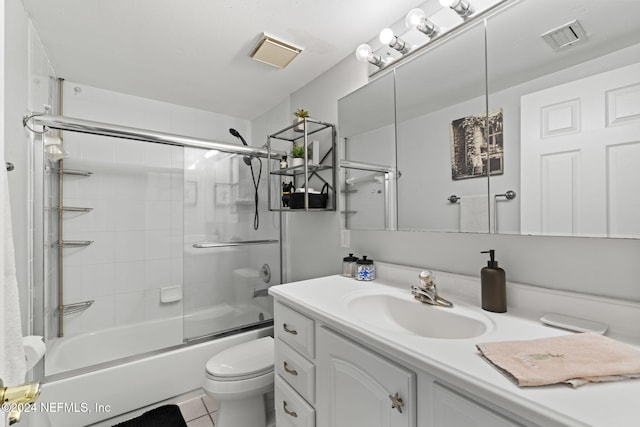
203;336;274;427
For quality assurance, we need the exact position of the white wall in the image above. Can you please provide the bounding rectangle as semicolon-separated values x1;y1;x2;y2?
284;57;368;281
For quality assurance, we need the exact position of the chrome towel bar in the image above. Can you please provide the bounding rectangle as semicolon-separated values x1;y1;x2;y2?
193;239;279;248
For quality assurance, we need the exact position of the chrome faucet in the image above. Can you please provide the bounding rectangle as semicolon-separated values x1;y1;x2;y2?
411;270;453;308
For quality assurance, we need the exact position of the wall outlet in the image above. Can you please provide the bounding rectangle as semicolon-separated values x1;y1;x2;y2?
340;229;350;248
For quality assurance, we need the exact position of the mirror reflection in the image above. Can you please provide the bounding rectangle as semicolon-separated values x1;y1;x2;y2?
339;0;640;239
396;20;490;232
487;0;640;238
339;72;397;230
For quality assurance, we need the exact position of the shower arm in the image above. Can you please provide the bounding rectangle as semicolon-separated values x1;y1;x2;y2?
25;114;287;160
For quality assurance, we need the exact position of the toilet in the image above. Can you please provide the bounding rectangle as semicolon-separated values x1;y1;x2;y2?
203;336;274;427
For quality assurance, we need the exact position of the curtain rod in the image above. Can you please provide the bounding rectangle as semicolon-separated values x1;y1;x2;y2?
26;114;283;159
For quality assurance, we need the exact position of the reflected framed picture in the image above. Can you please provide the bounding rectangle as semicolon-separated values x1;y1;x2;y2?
215;183;233;206
450;109;504;180
185;181;198;205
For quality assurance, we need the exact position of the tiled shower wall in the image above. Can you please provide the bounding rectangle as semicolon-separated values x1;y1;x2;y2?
50;81;252;337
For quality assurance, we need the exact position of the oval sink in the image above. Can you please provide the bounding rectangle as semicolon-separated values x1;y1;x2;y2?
346;292;490;339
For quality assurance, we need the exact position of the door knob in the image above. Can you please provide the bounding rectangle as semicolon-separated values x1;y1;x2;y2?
0;378;41;425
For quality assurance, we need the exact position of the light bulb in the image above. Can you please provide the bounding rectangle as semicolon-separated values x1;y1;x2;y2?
379;28;395;45
406;8;440;37
405;8;425;29
354;44;383;67
379;28;409;54
355;44;373;63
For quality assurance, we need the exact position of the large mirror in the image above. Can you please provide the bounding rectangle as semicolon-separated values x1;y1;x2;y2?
339;0;640;239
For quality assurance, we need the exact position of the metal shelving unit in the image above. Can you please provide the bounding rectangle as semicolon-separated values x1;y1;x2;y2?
267;118;337;212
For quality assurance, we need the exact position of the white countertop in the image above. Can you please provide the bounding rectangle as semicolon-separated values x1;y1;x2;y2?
270;271;640;427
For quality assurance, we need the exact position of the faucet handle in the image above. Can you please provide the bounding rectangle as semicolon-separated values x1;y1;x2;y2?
418;270;435;287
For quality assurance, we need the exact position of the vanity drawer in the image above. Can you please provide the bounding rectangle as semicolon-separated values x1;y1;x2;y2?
276;339;316;404
275;302;315;358
275;375;315;427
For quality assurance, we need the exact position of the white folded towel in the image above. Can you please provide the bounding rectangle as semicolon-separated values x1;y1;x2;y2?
3;170;26;385
460;195;489;233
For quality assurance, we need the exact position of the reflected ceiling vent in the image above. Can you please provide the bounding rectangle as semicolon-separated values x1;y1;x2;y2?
541;20;587;50
249;33;302;69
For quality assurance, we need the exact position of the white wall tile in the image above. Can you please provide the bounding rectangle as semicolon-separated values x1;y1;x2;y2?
145;200;172;230
146;172;172;200
145;230;172;260
82;263;116;298
115;230;146;262
145;259;172;290
114;199;146;231
113;291;146;326
145;144;173;169
114;261;146;294
62;265;83;303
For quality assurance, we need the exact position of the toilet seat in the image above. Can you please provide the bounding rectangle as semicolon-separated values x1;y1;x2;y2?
206;336;274;381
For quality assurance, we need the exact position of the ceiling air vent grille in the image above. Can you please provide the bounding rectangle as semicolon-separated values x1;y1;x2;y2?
541;20;587;50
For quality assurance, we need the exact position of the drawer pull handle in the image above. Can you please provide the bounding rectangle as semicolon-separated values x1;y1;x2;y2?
283;323;298;335
283;361;298;376
389;392;404;414
283;401;298;418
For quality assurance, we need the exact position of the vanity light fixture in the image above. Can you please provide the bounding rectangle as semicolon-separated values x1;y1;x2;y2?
379;28;410;54
440;0;475;19
405;8;440;38
355;43;384;67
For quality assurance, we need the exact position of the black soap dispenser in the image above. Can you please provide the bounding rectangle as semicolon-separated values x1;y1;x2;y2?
480;250;506;313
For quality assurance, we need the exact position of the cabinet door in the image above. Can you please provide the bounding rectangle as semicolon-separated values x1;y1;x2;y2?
316;327;416;427
433;383;524;427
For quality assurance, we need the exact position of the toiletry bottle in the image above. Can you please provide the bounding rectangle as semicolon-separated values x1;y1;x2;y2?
342;253;358;277
280;155;288;169
480;250;506;313
356;256;375;281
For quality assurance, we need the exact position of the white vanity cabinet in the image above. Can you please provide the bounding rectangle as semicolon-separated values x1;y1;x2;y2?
316;326;416;427
274;302;317;427
273;299;528;427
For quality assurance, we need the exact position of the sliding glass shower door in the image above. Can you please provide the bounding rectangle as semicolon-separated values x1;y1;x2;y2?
182;148;279;340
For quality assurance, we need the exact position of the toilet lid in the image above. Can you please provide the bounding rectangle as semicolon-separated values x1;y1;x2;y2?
206;336;274;379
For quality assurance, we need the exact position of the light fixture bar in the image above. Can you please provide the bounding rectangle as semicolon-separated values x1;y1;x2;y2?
440;0;475;19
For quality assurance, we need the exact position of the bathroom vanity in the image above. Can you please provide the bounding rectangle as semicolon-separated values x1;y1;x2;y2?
269;263;640;427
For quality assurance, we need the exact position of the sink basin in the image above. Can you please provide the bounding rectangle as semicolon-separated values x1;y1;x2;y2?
346;291;490;339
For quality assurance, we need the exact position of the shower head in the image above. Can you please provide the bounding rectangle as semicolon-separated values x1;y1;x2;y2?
229;128;252;165
229;128;247;146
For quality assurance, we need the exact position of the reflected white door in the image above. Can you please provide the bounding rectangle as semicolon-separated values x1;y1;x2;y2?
521;62;640;237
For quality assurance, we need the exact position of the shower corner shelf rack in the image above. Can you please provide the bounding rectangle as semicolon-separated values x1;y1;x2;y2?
267;118;337;212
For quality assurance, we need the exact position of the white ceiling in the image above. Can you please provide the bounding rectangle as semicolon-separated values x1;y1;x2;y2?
21;0;428;120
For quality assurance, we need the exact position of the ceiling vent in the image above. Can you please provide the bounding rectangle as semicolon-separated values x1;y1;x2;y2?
541;20;587;50
249;33;302;69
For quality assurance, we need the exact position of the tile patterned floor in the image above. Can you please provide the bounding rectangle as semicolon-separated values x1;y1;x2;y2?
178;394;218;427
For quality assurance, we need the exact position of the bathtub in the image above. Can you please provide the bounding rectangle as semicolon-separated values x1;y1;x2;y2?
45;302;272;376
29;326;273;427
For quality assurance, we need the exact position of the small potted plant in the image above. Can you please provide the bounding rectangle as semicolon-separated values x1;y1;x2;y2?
290;143;306;167
293;109;309;132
